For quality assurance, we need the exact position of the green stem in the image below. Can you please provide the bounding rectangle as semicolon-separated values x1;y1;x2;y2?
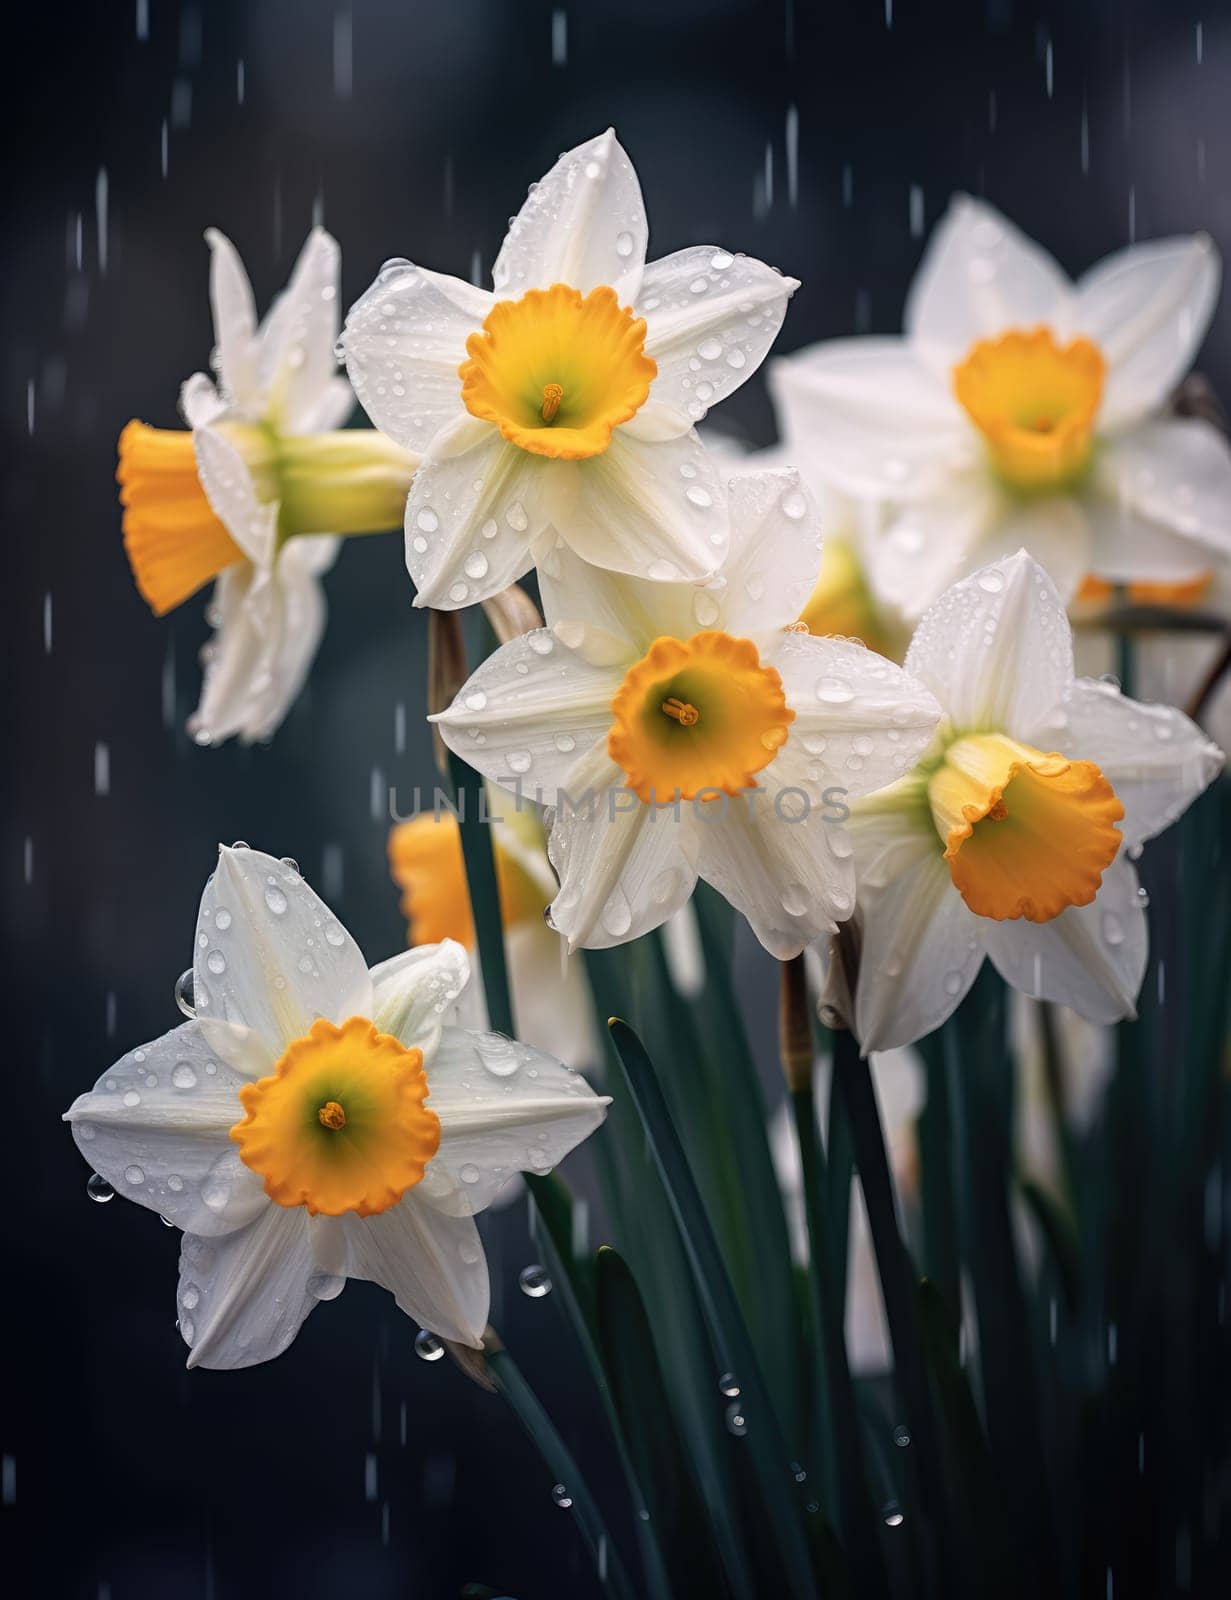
447;752;514;1038
832;1027;947;1590
608;1016;839;1599
790;1081;890;1598
485;1337;641;1600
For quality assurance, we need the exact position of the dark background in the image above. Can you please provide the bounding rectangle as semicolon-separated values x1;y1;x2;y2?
3;1;1229;1595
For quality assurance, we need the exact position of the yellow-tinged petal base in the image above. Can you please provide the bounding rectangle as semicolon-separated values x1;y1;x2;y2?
118;421;245;615
459;284;655;460
928;732;1123;922
231;1016;439;1217
388;813;548;948
800;536;898;656
609;631;794;804
953;327;1105;491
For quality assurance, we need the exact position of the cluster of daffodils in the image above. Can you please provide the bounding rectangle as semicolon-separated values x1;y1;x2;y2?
83;129;1224;1369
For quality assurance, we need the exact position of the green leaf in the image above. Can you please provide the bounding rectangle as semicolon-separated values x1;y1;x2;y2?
485;1337;641;1600
446;751;514;1039
595;1246;726;1596
607;1014;845;1599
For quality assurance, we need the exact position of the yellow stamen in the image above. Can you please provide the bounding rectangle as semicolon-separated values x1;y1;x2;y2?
927;732;1123;922
662;697;700;726
459;284;656;460
231;1016;439;1217
388;813;548;948
953;328;1106;491
117;421;245;616
609;632;794;804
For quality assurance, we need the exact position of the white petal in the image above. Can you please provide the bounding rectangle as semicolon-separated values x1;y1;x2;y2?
639;246;799;422
851;816;987;1050
695;786;856;958
867;473;1004;620
192;422;277;565
1076;234;1220;431
506;922;603;1070
492;129;648;299
369;940;472;1057
405;418;542;608
204;229;260;412
258;228;344;434
545;745;699;949
768;632;942;799
982;856;1146;1024
1041;678;1222;849
180;371;229;429
180;1204;318;1369
194;845;373;1058
905;195;1073;374
766;337;970;501
1090;418;1231;565
561;423;728;582
432;630;624;803
713;469;822;637
339;1196;489;1347
188;565;267;747
236;561;330;745
971;493;1092;607
1084;498;1223;586
415;1026;609;1216
63;1021;270;1236
537;538;696;648
342;262;488;452
904;549;1074;735
293;374;355;434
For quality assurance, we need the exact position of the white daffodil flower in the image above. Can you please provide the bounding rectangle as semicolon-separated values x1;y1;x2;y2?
63;847;608;1369
769;195;1231;620
119;228;415;745
389;787;601;1072
340;128;799;609
836;551;1223;1051
431;470;941;958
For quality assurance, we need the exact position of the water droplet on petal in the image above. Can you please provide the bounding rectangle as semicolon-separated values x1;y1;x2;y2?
415;1329;445;1362
174;969;196;1018
86;1173;115;1203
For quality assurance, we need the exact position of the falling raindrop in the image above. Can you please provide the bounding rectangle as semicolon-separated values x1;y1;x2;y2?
518;1264;553;1299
